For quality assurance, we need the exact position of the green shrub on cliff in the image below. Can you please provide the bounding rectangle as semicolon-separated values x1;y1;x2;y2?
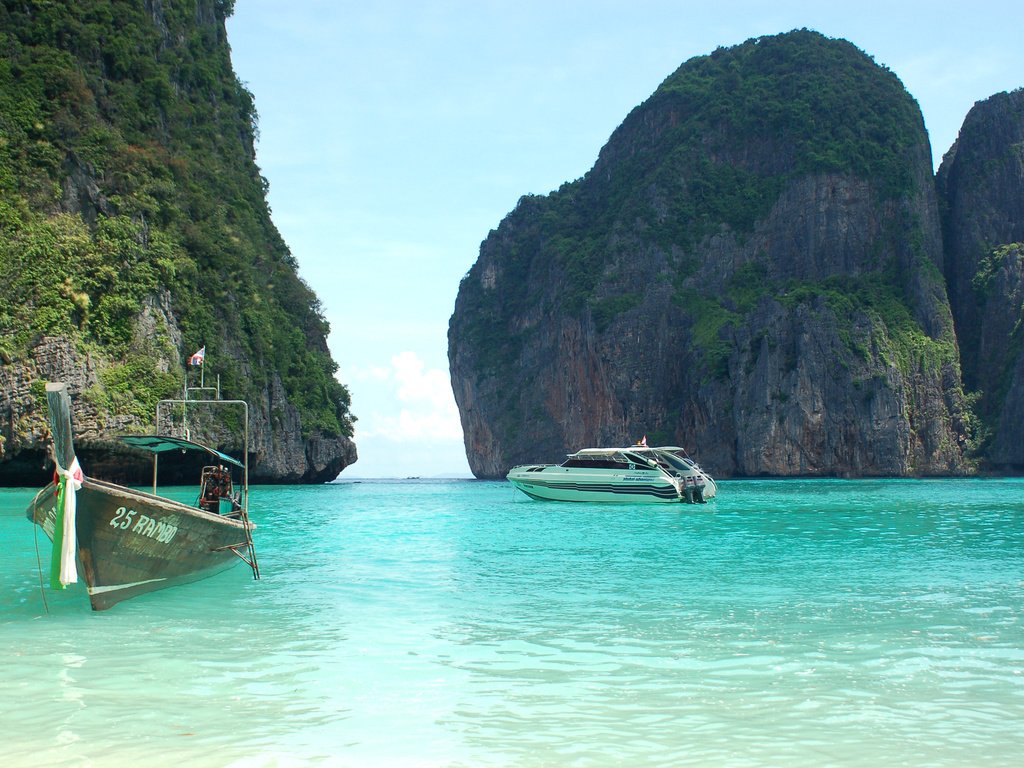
660;30;920;193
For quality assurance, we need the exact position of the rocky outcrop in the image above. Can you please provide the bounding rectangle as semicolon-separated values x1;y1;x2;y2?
0;316;356;487
450;31;970;478
937;89;1024;468
0;1;357;485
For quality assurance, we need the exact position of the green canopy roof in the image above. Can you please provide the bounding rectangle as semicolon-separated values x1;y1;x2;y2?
120;435;243;469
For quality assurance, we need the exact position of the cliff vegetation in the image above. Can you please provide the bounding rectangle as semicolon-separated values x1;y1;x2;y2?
0;0;355;483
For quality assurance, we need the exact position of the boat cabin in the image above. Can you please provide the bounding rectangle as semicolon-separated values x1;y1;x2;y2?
120;434;246;516
198;464;242;515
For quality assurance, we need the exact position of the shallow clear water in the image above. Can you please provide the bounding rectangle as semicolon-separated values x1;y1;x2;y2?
3;478;1024;767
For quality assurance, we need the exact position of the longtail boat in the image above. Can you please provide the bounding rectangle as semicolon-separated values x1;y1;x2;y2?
26;380;260;611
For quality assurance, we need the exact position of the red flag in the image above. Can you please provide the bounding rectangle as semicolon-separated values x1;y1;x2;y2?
189;346;206;366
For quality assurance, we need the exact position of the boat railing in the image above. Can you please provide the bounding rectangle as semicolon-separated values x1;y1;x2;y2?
155;391;259;581
155;397;249;503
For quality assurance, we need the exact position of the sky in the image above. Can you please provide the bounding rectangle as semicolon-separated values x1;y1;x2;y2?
225;1;1024;478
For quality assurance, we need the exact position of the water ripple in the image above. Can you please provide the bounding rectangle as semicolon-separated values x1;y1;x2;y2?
3;479;1024;766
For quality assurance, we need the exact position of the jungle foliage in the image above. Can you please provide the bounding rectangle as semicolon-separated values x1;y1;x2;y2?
0;0;353;437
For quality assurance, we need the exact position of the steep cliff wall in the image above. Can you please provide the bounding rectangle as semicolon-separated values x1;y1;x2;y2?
937;89;1024;469
450;31;969;478
0;0;356;484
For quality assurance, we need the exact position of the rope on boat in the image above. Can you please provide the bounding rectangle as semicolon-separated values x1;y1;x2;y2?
32;519;50;616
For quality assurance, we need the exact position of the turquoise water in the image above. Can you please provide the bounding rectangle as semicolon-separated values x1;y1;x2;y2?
3;478;1024;767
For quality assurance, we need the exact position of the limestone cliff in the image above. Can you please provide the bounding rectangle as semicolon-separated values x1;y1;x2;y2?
937;89;1024;469
0;0;356;484
450;31;970;478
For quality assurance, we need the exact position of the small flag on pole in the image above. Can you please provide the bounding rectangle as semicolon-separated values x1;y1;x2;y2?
189;346;206;366
640;435;647;446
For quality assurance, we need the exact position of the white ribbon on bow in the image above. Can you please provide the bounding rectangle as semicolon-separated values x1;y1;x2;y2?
56;457;83;586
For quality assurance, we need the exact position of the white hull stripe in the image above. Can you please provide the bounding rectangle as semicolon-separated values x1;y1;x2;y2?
88;578;168;595
515;480;680;498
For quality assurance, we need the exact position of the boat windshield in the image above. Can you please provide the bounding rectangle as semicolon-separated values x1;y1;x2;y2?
561;451;658;470
657;451;696;473
561;454;630;469
621;451;657;468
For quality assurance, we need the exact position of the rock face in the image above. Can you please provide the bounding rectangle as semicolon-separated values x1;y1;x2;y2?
0;0;356;485
450;31;970;478
0;326;356;488
937;89;1024;469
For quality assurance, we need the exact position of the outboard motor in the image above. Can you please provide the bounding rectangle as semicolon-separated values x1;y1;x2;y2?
693;475;706;504
683;475;695;503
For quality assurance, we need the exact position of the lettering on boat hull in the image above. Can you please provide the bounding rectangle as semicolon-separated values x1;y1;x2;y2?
110;506;179;543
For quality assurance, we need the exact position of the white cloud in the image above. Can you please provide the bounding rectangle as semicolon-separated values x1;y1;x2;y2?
345;363;391;382
392;350;456;409
350;351;464;444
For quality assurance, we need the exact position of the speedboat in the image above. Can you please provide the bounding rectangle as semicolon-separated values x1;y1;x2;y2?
507;445;717;503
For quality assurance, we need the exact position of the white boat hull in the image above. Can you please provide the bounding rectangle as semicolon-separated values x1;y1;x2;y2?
508;466;716;503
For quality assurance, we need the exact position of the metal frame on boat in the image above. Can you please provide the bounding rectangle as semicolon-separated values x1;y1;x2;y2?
507;445;717;503
26;380;260;611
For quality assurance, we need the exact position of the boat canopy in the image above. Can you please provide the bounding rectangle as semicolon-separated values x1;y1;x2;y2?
120;434;244;469
565;446;701;470
571;448;640;457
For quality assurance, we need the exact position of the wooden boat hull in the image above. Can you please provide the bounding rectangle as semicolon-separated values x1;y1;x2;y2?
28;478;254;611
